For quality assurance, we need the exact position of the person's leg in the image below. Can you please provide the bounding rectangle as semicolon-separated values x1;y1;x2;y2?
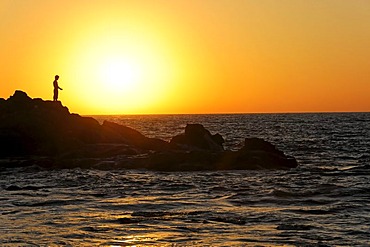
53;89;58;101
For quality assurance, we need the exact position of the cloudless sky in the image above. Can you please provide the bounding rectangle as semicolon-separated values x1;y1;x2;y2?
1;0;369;114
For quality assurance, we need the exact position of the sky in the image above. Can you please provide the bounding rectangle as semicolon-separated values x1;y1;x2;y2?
1;0;369;114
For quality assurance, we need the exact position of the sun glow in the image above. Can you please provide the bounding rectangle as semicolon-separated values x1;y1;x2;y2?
2;1;369;114
67;27;178;114
99;56;143;96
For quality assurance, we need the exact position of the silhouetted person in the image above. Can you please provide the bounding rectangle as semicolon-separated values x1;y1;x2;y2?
53;75;62;101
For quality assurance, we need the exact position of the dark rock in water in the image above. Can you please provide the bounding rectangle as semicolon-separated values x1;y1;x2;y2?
101;121;169;150
101;120;145;143
232;137;298;169
0;90;298;171
243;137;284;154
170;124;224;151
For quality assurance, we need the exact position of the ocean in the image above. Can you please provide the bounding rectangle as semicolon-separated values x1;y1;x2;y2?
0;113;369;246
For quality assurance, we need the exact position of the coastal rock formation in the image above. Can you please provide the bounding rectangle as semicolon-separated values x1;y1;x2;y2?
0;90;298;170
0;90;167;157
170;124;224;151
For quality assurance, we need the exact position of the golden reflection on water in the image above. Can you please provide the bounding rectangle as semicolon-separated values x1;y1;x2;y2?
0;191;297;247
103;233;176;247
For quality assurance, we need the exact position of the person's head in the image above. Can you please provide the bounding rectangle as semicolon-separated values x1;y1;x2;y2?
55;75;59;80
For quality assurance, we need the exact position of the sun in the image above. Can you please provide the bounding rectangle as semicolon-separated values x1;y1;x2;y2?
99;56;142;94
70;48;175;113
67;28;179;114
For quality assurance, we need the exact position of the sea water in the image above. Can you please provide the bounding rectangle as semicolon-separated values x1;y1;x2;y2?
0;113;369;246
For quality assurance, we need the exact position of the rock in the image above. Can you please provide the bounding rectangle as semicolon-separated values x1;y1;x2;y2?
170;124;224;151
0;90;299;171
0;91;166;157
101;120;145;144
243;137;283;154
100;121;170;150
0;91;83;155
233;138;298;169
7;90;32;105
0;130;34;156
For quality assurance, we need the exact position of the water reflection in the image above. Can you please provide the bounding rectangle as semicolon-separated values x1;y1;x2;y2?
1;113;370;245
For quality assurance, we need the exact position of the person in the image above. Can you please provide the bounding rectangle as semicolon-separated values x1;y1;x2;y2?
53;75;62;101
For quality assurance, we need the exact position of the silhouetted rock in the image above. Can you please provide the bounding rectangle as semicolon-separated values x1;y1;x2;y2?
101;121;169;150
243;137;283;154
0;91;101;155
0;91;166;157
0;90;298;171
170;124;224;151
101;121;145;143
232;138;298;169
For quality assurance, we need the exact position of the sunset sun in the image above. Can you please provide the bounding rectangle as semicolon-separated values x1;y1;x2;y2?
99;56;143;94
67;29;178;114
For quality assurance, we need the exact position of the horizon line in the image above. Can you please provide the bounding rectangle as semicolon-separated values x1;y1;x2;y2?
84;110;370;116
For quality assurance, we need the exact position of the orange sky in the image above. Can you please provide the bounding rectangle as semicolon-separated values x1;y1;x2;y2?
1;0;369;114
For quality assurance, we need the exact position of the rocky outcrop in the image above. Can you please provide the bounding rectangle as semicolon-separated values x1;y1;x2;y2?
0;90;166;156
214;138;298;170
0;90;298;171
100;121;169;151
170;124;224;151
